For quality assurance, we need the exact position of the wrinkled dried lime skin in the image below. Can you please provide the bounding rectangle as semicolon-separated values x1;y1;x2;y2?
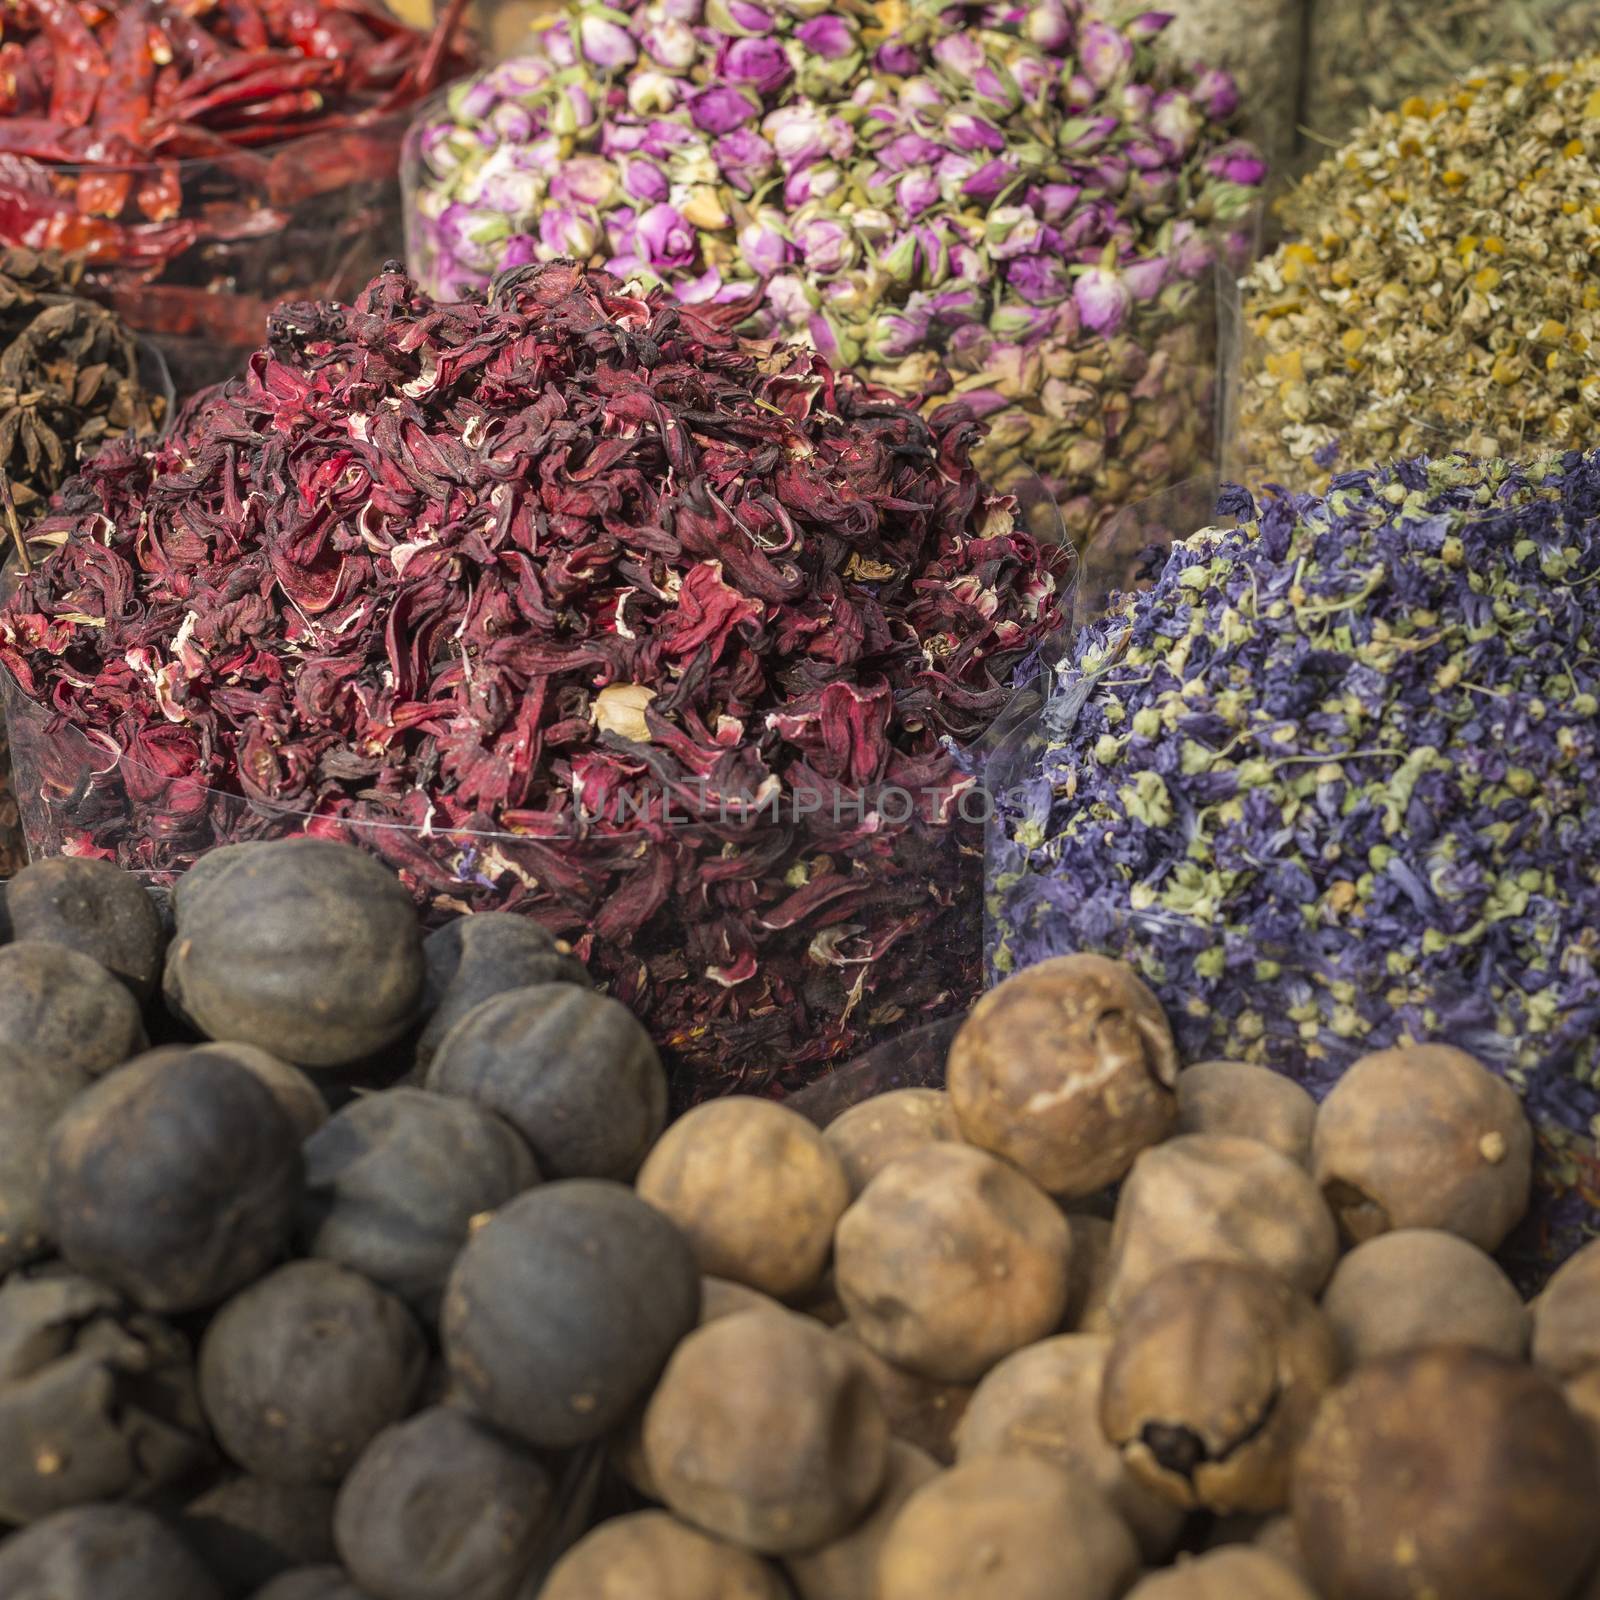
1531;1236;1600;1379
1311;1043;1532;1251
1293;1347;1600;1600
832;1325;973;1465
1106;1133;1338;1319
541;1511;790;1600
822;1089;962;1198
1125;1547;1320;1598
1320;1229;1528;1367
948;953;1180;1200
6;857;166;1000
1175;1062;1316;1166
1101;1259;1342;1516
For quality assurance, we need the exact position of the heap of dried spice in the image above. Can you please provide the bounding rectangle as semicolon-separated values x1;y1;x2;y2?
987;451;1600;1167
0;0;474;384
402;0;1265;540
1235;56;1600;493
0;260;1070;1092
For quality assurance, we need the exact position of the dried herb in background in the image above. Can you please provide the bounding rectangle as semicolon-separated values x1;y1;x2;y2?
0;260;1070;1096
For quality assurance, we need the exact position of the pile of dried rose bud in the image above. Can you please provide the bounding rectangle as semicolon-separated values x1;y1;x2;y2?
534;950;1600;1600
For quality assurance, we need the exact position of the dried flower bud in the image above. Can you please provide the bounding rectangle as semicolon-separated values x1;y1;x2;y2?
1312;1044;1533;1251
1531;1237;1600;1380
834;1143;1070;1383
1319;1229;1528;1368
1101;1260;1341;1515
1106;1134;1339;1320
1174;1061;1315;1166
1125;1548;1318;1599
821;1089;962;1199
1293;1348;1600;1600
948;954;1180;1200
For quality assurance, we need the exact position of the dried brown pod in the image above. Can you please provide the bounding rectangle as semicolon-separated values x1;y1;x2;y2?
947;954;1180;1200
1293;1347;1600;1600
635;1098;850;1300
876;1454;1140;1600
956;1333;1185;1560
1320;1229;1528;1367
833;1325;972;1465
1101;1260;1341;1516
821;1089;962;1198
640;1308;888;1555
1311;1044;1532;1251
540;1511;789;1600
1106;1134;1338;1320
1530;1236;1600;1379
1175;1062;1316;1166
783;1440;940;1600
834;1142;1070;1383
1125;1548;1319;1598
1062;1213;1115;1333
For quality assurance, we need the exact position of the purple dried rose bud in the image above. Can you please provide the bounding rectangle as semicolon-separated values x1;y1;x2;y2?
632;202;698;270
1151;90;1201;157
764;271;815;327
622;157;671;203
897;169;941;218
878;132;946;171
989;302;1055;341
947;112;1007;154
796;214;858;275
543;22;579;68
763;104;852;167
706;0;773;33
796;16;855;59
641;17;697;68
579;12;638;68
488;101;535;143
784;161;844;207
1074;264;1132;335
874;39;919;75
866;301;932;360
498;234;538;270
1080;20;1135;88
1006;253;1071;306
1026;0;1073;51
1192;67;1240;121
1171;221;1215;279
438;202;510;272
932;32;987;82
1123;255;1170;301
714;128;778;195
723;35;792;94
550;155;617;207
1205;139;1267;186
984;204;1044;259
961;158;1016;202
738;215;792;276
1127;10;1175;39
540;205;602;259
688;85;758;134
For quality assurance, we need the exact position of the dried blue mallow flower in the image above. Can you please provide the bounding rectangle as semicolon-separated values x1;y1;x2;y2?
987;450;1600;1179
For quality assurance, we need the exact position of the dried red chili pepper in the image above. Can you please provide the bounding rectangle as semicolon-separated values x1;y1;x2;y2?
0;261;1072;1098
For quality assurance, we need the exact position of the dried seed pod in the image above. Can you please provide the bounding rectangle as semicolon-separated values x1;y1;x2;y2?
635;1098;851;1300
1175;1062;1316;1166
1320;1229;1528;1367
1293;1347;1600;1600
822;1090;963;1198
1062;1213;1115;1333
834;1143;1070;1383
641;1309;888;1554
540;1511;789;1600
5;858;166;1000
948;954;1180;1199
443;1180;699;1449
415;913;588;1072
1311;1044;1532;1251
0;941;146;1077
1125;1547;1319;1598
165;839;425;1068
0;1268;210;1524
299;1088;539;1324
1106;1134;1338;1320
251;1571;374;1600
333;1406;553;1600
784;1440;940;1600
957;1333;1186;1560
1531;1236;1600;1379
833;1326;972;1465
199;1261;426;1485
426;985;664;1182
1101;1260;1341;1516
876;1454;1140;1600
43;1052;303;1313
0;1504;223;1600
180;1477;339;1597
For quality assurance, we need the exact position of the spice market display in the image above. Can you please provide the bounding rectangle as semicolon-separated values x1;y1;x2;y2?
1235;54;1600;492
403;0;1267;538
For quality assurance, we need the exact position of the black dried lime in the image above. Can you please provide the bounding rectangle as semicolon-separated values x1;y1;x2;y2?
0;1504;223;1600
5;858;166;1000
198;1261;426;1486
442;1180;699;1448
0;1267;210;1525
164;840;424;1068
249;1569;375;1600
427;985;666;1181
1;1055;95;1274
0;941;146;1077
180;1477;338;1600
299;1089;539;1324
416;914;588;1072
43;1053;303;1313
332;1405;553;1600
133;1045;330;1143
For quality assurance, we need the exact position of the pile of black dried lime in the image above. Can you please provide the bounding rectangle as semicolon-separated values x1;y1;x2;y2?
0;838;694;1600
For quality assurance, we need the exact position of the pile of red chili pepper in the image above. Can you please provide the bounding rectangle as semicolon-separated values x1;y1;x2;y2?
0;260;1071;1094
0;0;473;363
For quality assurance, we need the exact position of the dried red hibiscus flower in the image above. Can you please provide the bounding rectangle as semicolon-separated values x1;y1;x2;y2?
0;260;1069;1094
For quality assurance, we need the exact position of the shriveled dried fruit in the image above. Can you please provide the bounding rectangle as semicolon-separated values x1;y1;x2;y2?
957;1333;1185;1560
134;1044;331;1144
1312;1044;1532;1251
540;1511;789;1600
199;1261;426;1485
642;1309;887;1555
250;1571;375;1600
1106;1133;1338;1319
0;1504;223;1600
0;942;146;1078
180;1477;339;1598
832;1325;972;1467
1174;1062;1316;1166
1320;1229;1528;1368
1;1055;98;1275
1101;1260;1341;1516
1531;1237;1600;1380
948;954;1180;1200
1125;1547;1318;1598
876;1454;1140;1600
821;1090;962;1199
1293;1347;1600;1600
834;1143;1069;1383
5;859;165;1001
1062;1213;1115;1334
636;1099;850;1300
